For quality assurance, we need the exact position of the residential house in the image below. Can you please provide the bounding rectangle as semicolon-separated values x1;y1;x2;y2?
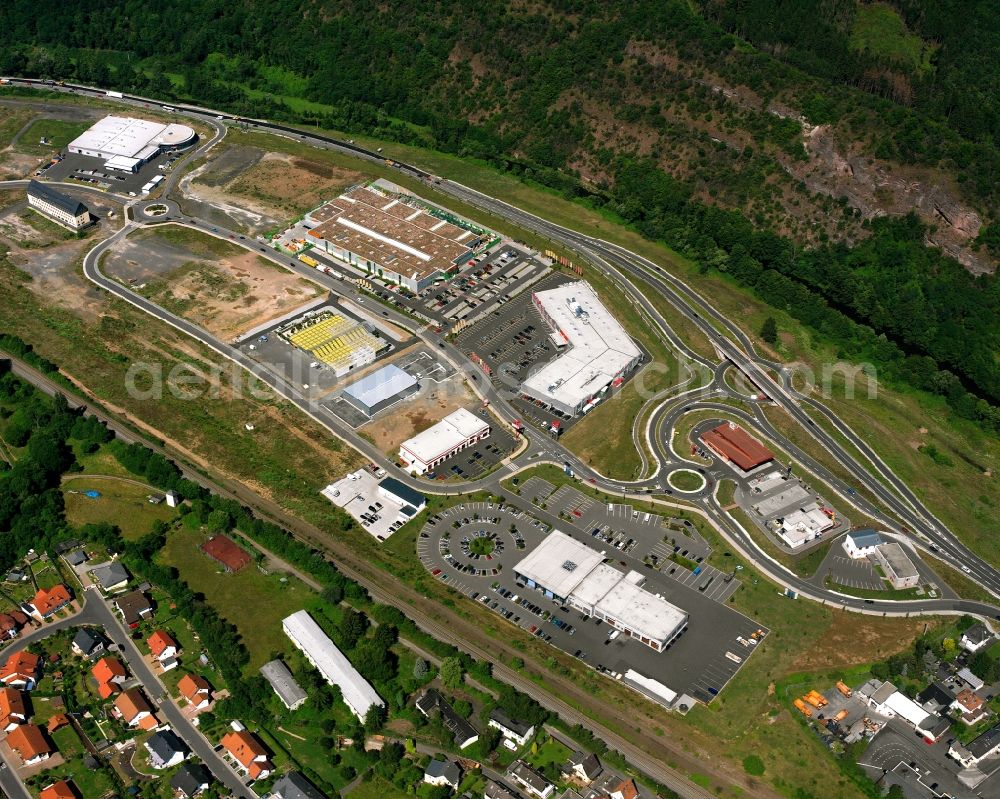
484;781;524;799
488;708;535;749
841;530;884;559
609;779;639;799
148;630;179;662
425;759;462;790
271;771;331;799
917;682;954;715
952;689;989;726
178;674;212;709
114;688;157;729
561;752;602;785
64;549;88;567
0;651;41;689
114;591;153;628
0;687;27;731
91;562;130;594
91;657;127;699
71;628;108;659
949;722;1000;768
39;781;77;799
170;763;212;798
415;688;479;749
29;584;72;619
0;611;28;640
960;624;994;654
221;730;274;781
144;728;189;769
6;723;53;764
507;761;555;799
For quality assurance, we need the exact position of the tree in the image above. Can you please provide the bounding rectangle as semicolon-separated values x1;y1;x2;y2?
439;657;463;689
886;786;905;799
760;316;778;346
339;609;369;649
364;702;387;733
413;659;429;680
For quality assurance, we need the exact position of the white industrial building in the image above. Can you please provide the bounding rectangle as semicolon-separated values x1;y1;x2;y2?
399;408;490;475
859;679;950;743
514;531;687;652
520;282;642;417
776;502;835;549
873;542;920;589
26;180;90;230
68;116;196;172
342;363;419;417
282;610;383;720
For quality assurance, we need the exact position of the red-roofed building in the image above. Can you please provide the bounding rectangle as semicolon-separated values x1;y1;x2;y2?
91;657;127;686
114;688;156;728
6;723;52;764
29;584;72;619
221;730;273;780
148;631;178;661
47;713;70;733
0;687;27;731
178;674;211;709
39;780;77;799
610;779;638;799
200;535;252;572
700;422;774;472
0;651;40;689
0;612;27;640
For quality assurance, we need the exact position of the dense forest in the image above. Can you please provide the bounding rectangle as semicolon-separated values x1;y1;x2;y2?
1;0;999;431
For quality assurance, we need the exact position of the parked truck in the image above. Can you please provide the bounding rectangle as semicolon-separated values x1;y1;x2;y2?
793;698;812;717
106;90;124;98
806;690;828;707
836;681;853;698
298;254;319;268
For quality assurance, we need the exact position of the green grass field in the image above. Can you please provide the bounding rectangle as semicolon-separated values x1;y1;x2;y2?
849;3;936;74
158;525;322;671
63;475;177;539
345;776;412;799
14;118;90;156
668;470;705;491
131;224;245;259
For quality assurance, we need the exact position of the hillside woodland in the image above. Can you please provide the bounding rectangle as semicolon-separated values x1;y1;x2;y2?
1;0;999;432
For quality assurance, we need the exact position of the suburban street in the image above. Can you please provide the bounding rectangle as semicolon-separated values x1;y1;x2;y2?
0;584;255;799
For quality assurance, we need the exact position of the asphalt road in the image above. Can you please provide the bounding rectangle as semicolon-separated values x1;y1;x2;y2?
5;75;998;617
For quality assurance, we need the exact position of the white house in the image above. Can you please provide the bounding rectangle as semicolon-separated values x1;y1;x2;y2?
424;759;462;790
841;530;884;559
960;623;994;653
488;708;535;749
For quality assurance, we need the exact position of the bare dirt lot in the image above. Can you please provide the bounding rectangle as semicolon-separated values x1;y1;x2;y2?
360;376;477;456
102;226;323;340
180;145;365;234
786;614;942;672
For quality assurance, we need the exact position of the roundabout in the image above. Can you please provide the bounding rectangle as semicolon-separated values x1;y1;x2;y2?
667;468;707;494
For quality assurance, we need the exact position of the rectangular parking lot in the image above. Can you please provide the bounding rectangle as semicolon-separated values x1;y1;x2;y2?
417;499;768;706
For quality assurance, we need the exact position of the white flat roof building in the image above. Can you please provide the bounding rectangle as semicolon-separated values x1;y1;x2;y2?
68;116;196;172
521;282;642;417
399;408;490;475
282;610;383;720
515;531;687;652
778;502;835;549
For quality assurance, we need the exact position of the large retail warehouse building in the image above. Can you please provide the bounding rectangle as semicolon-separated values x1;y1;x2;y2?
68;116;196;172
520;281;642;417
514;531;687;651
